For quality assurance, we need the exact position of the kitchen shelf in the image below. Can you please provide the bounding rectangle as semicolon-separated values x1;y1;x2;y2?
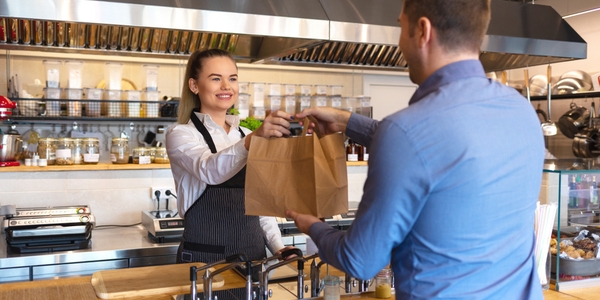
530;91;600;101
0;163;171;172
7;116;176;123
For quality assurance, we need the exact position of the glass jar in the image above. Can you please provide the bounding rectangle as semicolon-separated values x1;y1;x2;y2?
111;137;129;164
132;147;151;164
38;137;57;165
82;138;100;164
375;268;392;299
321;275;340;300
148;147;157;163
72;138;83;165
55;138;75;165
346;139;358;162
154;147;169;164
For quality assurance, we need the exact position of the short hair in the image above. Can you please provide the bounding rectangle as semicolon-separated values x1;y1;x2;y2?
402;0;491;53
177;49;237;124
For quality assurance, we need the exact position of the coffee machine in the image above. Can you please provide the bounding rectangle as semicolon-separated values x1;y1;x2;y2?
0;95;22;167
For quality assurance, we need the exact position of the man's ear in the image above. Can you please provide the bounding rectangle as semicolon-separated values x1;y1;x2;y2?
416;16;432;49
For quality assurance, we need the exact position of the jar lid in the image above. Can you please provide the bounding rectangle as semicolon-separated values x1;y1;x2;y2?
112;137;128;142
82;137;99;142
39;137;57;142
57;137;74;142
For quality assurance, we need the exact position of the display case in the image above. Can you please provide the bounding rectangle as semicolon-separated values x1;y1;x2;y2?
543;159;600;291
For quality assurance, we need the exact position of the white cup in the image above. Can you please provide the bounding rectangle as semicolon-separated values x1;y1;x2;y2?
24;158;32;166
38;158;47;167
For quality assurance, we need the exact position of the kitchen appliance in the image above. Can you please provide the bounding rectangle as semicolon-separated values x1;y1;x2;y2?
0;0;587;72
2;205;95;253
0;95;22;167
141;210;184;243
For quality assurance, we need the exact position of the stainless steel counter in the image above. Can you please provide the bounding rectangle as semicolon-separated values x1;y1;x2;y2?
0;225;179;282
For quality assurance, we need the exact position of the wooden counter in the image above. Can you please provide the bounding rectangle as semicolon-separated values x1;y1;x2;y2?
0;163;171;172
0;161;367;172
0;263;596;300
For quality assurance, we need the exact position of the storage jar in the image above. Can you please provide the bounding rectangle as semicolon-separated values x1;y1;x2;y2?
55;137;75;165
38;137;57;165
110;137;129;164
82;137;100;164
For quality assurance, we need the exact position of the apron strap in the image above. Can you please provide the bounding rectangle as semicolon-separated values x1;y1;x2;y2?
190;110;246;154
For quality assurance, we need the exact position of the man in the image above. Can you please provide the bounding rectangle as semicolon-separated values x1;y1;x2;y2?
288;0;545;299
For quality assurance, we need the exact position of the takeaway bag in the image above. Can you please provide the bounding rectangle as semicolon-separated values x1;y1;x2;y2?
244;118;348;218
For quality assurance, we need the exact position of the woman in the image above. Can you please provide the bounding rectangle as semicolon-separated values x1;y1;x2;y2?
166;49;293;268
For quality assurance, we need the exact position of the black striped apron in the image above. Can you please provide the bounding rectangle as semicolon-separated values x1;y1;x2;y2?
177;112;266;267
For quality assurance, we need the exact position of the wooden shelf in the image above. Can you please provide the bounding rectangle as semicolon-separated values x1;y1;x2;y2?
0;163;171;172
346;161;368;166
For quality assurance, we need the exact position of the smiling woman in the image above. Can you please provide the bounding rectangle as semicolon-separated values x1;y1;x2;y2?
164;49;296;282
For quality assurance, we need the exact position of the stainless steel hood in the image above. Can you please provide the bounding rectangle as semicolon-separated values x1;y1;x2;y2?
0;0;587;72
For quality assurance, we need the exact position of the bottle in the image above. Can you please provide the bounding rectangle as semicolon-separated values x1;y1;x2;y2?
357;143;364;161
72;138;83;165
363;146;369;161
346;139;358;162
576;175;585;209
375;268;392;299
592;176;598;209
568;175;577;208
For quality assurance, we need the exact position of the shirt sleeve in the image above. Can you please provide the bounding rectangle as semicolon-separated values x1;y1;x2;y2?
260;216;285;254
166;124;249;185
345;113;379;148
309;119;430;280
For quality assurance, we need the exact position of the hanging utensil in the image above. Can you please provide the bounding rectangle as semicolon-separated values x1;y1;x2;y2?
541;65;557;136
501;70;508;86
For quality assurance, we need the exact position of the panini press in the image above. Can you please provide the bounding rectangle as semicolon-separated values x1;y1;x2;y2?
2;205;95;253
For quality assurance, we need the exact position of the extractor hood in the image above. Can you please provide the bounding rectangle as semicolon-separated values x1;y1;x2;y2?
0;0;587;72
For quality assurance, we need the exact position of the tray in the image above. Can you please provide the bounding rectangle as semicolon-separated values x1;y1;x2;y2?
551;254;600;277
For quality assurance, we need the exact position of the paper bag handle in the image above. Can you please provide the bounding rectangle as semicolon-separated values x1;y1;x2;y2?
301;116;322;137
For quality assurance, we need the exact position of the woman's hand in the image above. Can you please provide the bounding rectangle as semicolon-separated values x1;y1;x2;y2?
244;110;294;150
275;245;298;260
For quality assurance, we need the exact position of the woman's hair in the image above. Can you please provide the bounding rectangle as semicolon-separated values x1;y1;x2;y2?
177;49;237;124
402;0;491;54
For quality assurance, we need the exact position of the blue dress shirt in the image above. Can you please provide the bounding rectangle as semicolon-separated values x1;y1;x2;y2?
309;60;545;299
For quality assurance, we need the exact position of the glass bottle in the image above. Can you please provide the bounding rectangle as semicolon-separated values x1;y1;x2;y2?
38;137;57;165
82;137;100;164
111;137;129;164
375;268;392;299
592;176;599;209
154;147;169;164
357;143;364;161
72;138;83;165
346;139;358;162
55;137;75;165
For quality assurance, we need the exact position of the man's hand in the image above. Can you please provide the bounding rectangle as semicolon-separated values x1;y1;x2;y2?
296;107;351;136
286;210;321;234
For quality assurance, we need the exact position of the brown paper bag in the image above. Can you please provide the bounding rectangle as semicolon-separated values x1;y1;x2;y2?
245;117;348;218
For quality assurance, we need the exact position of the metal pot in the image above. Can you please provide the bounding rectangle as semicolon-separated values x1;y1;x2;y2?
558;102;589;139
0;133;23;162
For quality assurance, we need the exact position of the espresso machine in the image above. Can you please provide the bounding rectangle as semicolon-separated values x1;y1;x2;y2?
0;95;22;167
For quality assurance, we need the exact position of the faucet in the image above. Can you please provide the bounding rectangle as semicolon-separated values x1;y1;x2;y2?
258;248;305;300
189;253;249;300
344;273;353;293
306;254;328;297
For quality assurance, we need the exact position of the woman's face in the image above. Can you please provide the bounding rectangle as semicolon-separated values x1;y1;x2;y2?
191;56;239;115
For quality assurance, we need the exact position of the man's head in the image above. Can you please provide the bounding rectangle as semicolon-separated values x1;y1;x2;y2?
399;0;491;83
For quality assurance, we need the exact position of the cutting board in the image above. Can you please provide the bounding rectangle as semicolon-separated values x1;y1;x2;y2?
91;263;225;299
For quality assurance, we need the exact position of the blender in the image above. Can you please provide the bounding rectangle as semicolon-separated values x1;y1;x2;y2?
0;95;22;167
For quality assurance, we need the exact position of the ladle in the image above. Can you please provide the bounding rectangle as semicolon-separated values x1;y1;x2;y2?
541;65;557;136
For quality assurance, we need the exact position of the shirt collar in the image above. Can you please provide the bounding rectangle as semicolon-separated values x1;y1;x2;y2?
191;112;242;129
409;60;487;105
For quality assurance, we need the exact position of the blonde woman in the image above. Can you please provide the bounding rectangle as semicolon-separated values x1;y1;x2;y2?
166;49;294;271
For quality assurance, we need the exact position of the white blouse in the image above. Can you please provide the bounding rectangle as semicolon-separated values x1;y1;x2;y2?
166;112;284;253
